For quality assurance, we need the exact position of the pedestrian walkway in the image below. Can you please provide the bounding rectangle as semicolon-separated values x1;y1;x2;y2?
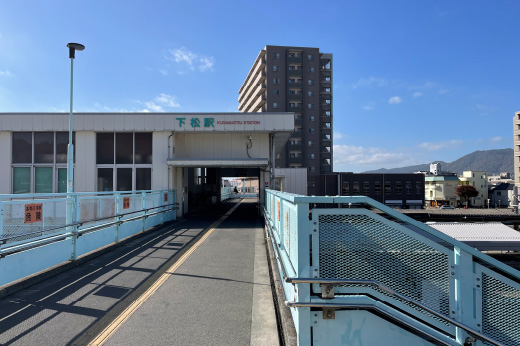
0;199;278;345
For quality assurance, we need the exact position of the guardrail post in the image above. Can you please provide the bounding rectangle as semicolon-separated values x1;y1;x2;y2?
142;191;146;232
115;193;121;243
295;200;312;345
451;246;475;344
70;194;79;261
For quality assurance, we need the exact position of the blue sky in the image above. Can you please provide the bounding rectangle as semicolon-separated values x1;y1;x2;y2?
0;0;518;172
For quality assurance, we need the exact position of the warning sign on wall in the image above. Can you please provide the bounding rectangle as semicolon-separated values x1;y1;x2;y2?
24;203;43;223
123;197;130;209
164;193;168;202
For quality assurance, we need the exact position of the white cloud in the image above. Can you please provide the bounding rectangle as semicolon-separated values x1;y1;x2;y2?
363;105;374;110
419;140;462;151
351;77;388;89
158;69;168;76
198;56;214;72
438;89;448;95
490;136;502;142
140;93;180;112
333;131;345;140
412;92;423;98
388;96;402;104
0;70;11;76
167;47;215;73
333;144;416;169
409;81;435;90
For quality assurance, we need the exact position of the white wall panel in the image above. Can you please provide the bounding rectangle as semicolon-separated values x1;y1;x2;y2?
11;114;22;131
152;132;170;190
0;132;12;193
75;131;96;192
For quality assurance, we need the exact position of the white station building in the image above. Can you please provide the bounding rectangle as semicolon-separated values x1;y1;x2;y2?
0;112;294;216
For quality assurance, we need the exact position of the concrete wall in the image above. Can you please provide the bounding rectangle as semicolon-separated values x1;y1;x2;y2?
75;131;96;192
0;132;11;193
174;133;269;159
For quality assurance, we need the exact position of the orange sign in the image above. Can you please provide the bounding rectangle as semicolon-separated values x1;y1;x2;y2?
164;193;168;202
24;203;43;223
277;201;280;221
123;197;130;209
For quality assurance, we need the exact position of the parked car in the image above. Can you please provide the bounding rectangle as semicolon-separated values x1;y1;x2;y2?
440;205;455;209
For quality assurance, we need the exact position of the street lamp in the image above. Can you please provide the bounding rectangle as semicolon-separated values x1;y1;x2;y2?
66;43;85;194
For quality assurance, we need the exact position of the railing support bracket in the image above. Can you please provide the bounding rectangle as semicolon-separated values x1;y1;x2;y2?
321;284;334;299
323;308;335;319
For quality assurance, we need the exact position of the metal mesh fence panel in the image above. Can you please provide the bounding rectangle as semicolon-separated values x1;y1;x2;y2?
482;273;520;345
318;214;451;317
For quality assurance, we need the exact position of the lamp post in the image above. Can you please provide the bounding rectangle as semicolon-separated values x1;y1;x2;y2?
66;43;85;194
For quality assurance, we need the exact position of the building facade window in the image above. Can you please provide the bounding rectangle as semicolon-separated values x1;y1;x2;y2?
308;54;314;60
308;91;314;96
396;182;402;194
342;183;349;195
309;115;315;121
308;79;314;86
308;140;314;146
308;166;315;172
308;128;315;134
308;153;315;159
273;65;280;71
96;132;152;192
308;104;314;109
273;90;280;95
363;182;370;195
406;181;412;194
12;132;74;194
273;52;280;58
374;182;381;195
273;78;280;84
273;102;280;109
353;182;360;194
309;67;315;72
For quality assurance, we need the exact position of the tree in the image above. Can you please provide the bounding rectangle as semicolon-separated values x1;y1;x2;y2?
455;185;479;206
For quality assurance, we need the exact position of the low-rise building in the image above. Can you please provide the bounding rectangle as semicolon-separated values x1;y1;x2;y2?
424;174;460;207
459;171;489;207
489;182;514;208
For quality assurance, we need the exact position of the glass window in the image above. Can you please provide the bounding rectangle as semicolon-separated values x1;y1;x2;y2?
97;133;114;164
135;133;152;164
353;182;360;194
273;103;280;109
385;182;391;194
13;167;30;194
56;132;73;163
308;54;314;60
363;182;370;194
117;168;132;191
374;182;381;194
342;183;349;195
308;80;314;86
34;132;54;164
273;90;280;95
97;168;113;192
273;65;280;71
396;182;402;194
308;153;315;159
273;52;280;58
308;128;315;134
12;132;32;163
308;141;314;146
35;167;53;193
136;168;152;190
308;104;314;109
58;168;67;193
309;67;315;72
116;133;133;164
273;78;280;84
308;91;314;96
309;116;315;121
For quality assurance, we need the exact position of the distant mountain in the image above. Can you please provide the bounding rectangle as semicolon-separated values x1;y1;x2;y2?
363;149;513;175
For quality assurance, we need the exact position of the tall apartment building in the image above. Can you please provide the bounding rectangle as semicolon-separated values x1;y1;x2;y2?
238;45;333;195
515;111;520;190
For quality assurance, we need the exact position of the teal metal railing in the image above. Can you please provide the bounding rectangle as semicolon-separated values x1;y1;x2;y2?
264;189;520;346
0;189;176;287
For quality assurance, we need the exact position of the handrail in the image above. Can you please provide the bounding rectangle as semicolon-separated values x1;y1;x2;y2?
0;203;178;243
0;206;177;258
286;302;452;346
263;206;502;346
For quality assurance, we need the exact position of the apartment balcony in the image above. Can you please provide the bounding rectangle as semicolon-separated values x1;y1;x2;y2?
288;69;303;78
320;70;332;78
289;156;303;164
289;105;303;113
288;57;303;64
321;104;331;111
288;143;302;151
321;152;331;159
320;87;332;94
288;93;303;102
320;94;331;101
294;118;303;127
321;138;331;146
320;115;332;123
320;165;332;173
292;130;303;138
321;79;332;87
288;81;303;88
321;146;331;154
